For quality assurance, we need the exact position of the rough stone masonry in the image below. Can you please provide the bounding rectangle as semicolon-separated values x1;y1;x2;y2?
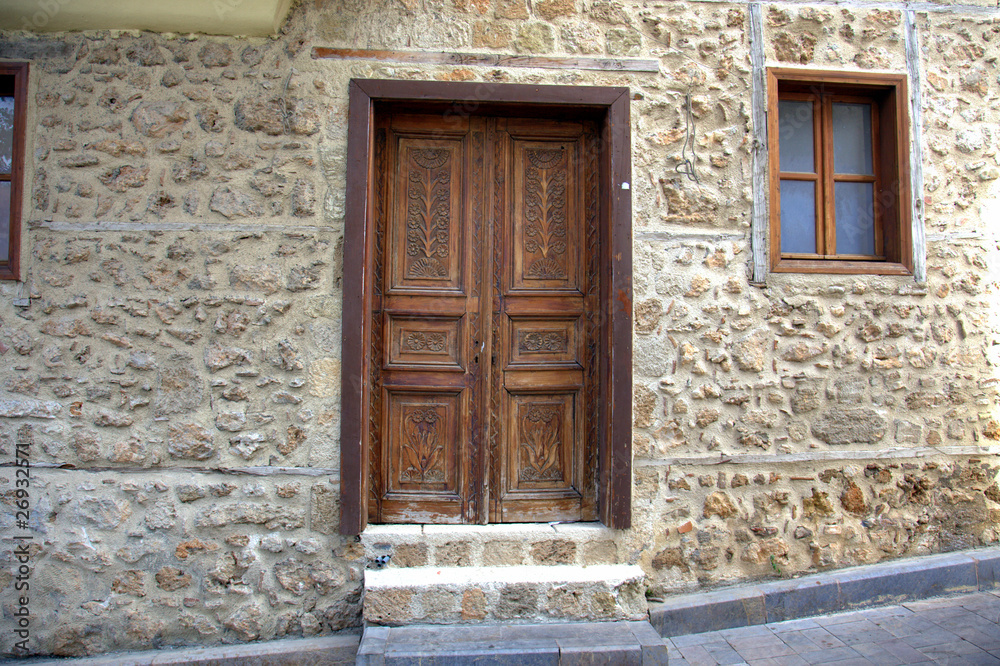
0;0;998;657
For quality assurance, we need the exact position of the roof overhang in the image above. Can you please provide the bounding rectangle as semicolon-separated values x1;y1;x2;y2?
0;0;293;37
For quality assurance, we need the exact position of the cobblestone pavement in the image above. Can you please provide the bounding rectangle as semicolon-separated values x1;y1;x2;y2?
664;591;1000;665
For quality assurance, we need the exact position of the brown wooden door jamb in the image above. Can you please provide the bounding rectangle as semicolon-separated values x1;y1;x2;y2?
340;79;633;534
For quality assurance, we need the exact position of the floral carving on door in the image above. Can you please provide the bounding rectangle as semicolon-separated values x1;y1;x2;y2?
406;148;452;279
402;331;447;353
518;404;564;482
400;407;446;483
523;148;568;279
518;329;568;353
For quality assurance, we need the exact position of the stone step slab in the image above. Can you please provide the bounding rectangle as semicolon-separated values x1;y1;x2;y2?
362;523;622;569
20;634;361;666
363;564;647;626
356;620;669;665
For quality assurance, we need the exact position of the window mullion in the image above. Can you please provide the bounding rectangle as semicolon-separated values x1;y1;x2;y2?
821;96;837;257
871;101;884;258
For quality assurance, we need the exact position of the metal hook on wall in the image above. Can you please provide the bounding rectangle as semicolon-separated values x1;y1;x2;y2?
675;92;699;184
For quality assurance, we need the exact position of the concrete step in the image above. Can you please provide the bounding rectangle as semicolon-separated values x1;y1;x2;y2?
361;523;623;569
363;564;648;625
356;620;669;665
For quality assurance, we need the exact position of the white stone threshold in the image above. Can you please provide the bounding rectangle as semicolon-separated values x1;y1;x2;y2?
365;564;645;588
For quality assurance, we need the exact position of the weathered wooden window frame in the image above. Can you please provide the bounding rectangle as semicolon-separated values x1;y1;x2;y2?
339;79;633;534
767;68;912;276
0;62;27;281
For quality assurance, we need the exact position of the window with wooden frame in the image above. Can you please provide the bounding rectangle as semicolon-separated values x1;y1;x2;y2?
0;62;27;281
768;68;912;275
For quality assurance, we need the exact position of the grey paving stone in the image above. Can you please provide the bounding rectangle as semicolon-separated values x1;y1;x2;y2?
702;643;749;665
814;611;874;627
734;643;797;661
881;638;944;664
672;630;730;648
795;646;864;664
850;640;908;665
958;652;1000;666
768;657;811;666
676;644;721;666
903;595;975;611
820;619;896;645
933;627;1000;652
725;632;787;649
664;641;687;663
719;624;775;639
962;595;1000;623
871;614;941;637
797;628;848;650
901;625;970;648
768;618;823;633
774;631;822;654
855;605;912;620
916;640;995;663
956;628;1000;652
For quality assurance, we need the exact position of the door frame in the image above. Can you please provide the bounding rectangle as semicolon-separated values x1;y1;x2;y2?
339;79;633;534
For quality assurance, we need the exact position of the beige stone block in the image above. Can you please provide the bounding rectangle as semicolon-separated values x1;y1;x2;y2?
535;0;575;20
394;543;429;567
416;588;460;621
515;22;555;53
544;584;589;618
530;539;577;564
310;482;338;535
435;541;472;566
308;357;341;398
461;588;487;620
364;588;414;625
495;0;528;19
582;540;618;564
472;21;513;49
494;583;539;619
482;540;524;566
453;0;490;13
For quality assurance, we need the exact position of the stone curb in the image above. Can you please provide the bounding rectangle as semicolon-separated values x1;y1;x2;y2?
649;546;1000;637
355;620;669;665
12;633;361;666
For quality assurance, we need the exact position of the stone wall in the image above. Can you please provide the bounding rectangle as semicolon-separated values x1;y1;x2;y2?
0;0;997;657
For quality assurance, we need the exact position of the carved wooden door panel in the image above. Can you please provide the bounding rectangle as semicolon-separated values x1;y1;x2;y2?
490;118;599;523
370;111;598;525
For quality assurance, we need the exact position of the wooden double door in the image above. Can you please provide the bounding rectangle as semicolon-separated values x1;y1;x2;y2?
368;109;604;524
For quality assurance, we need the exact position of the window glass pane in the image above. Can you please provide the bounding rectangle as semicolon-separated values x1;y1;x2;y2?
835;182;875;256
778;100;814;173
780;179;816;254
832;103;873;175
0;181;9;262
0;95;12;174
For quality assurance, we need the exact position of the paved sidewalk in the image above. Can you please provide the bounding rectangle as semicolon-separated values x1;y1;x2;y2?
664;590;1000;665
